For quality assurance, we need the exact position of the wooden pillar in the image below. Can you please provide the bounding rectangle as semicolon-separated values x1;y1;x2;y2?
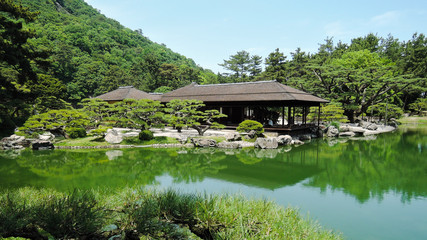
288;106;292;127
302;107;306;125
317;105;321;128
282;106;285;127
292;107;295;125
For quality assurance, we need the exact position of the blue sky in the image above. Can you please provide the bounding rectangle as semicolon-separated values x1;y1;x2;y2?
84;0;427;73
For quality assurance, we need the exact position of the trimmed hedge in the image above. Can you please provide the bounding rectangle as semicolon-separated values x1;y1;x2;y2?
236;120;264;136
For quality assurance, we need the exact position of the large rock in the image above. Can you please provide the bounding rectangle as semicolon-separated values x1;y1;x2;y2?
326;126;339;138
254;137;278;149
32;140;54;150
339;131;356;137
247;130;257;139
39;132;55;141
178;135;189;144
122;130;140;138
363;130;378;136
0;134;31;150
339;124;351;132
298;134;311;141
366;123;378;131
226;133;242;141
218;141;241;149
358;121;379;131
191;138;217;147
277;135;293;145
348;126;366;134
105;129;123;144
292;139;305;145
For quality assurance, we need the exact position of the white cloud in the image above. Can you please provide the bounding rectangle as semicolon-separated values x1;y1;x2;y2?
370;11;401;26
324;21;351;38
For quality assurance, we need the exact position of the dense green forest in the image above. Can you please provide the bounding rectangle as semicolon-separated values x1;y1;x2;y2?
0;0;426;136
220;36;427;121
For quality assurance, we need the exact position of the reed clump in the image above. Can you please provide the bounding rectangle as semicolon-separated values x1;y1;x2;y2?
0;187;342;240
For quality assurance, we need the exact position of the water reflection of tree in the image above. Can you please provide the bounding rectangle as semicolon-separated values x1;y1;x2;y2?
307;128;427;203
2;128;426;202
1;148;227;191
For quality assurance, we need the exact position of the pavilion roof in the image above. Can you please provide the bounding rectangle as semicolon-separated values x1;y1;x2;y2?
161;80;329;104
96;86;161;101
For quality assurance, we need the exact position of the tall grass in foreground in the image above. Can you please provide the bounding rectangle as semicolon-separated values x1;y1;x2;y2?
0;187;343;240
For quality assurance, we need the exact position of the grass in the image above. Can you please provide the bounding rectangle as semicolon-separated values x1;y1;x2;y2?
122;136;180;145
55;136;110;147
0;187;343;240
55;135;180;147
398;116;427;124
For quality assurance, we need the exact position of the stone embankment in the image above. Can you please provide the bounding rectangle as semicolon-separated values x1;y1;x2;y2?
1;121;397;150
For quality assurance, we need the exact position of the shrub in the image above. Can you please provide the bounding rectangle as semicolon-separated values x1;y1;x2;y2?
0;193;34;237
66;127;87;139
329;121;340;130
139;130;154;141
236;120;264;136
88;126;110;138
35;190;104;239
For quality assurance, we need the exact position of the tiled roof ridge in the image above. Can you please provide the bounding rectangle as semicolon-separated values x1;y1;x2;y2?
124;87;133;98
195;80;277;87
275;82;312;96
164;91;315;98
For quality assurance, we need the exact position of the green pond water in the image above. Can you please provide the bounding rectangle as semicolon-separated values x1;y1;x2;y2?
1;125;426;240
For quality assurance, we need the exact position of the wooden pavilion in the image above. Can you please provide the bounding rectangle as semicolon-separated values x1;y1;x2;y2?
161;80;329;133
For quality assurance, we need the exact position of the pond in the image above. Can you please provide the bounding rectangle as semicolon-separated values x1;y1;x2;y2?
0;125;426;240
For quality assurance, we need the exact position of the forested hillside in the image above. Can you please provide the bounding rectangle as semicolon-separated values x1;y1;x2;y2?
1;0;426;136
0;0;217;135
21;0;215;98
220;34;427;121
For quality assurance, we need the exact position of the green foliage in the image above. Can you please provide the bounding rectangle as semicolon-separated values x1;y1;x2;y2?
315;103;349;123
80;98;110;127
280;35;425;122
409;98;427;114
139;130;154;141
153;86;172;93
19;109;90;137
65;127;87;139
0;0;60;133
33;96;72;114
165;99;226;135
329;121;341;130
236;120;264;135
15;0;210;103
0;192;34;237
88;125;111;138
35;190;104;239
263;48;288;82
219;50;263;81
368;103;404;121
0;189;104;239
130;99;165;129
3;187;341;239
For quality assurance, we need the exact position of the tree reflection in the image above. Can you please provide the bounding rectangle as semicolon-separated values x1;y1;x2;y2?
307;127;427;203
1;126;426;203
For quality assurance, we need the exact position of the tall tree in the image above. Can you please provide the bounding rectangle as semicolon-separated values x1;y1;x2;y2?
219;50;251;80
165;99;226;135
327;50;417;121
264;48;287;82
249;55;263;78
0;0;55;134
